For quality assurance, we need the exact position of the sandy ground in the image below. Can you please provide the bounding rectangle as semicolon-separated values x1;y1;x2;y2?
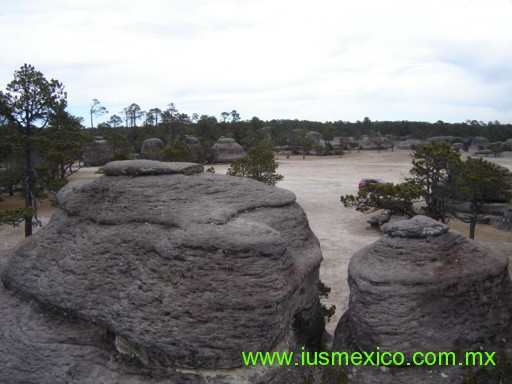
1;150;512;334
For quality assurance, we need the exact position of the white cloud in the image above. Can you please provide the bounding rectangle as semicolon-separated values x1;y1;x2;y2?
1;0;512;123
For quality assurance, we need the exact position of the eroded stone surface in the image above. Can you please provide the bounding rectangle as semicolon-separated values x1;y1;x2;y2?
1;161;324;380
103;159;204;176
333;215;512;383
382;215;449;238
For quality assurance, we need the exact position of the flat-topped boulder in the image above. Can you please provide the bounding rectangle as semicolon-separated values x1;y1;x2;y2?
334;215;512;383
1;161;324;382
103;159;204;176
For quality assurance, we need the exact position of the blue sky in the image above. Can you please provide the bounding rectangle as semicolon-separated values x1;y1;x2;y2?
1;0;511;124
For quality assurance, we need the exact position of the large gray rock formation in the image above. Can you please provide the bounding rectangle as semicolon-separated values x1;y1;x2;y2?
470;136;490;150
333;216;512;383
184;135;203;160
0;160;324;383
212;137;245;162
83;139;114;166
426;136;464;144
497;208;512;231
140;138;164;160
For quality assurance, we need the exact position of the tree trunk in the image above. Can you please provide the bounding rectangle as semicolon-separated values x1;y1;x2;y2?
24;136;33;237
469;219;476;240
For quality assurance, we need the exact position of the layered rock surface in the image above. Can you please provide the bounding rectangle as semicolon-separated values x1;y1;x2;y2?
212;137;245;162
1;160;324;382
334;216;512;383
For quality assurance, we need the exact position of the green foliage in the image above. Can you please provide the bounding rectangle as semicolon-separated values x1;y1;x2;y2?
227;141;283;186
447;157;512;239
0;63;67;236
488;143;503;157
318;280;336;323
410;141;462;222
462;349;512;383
341;181;422;217
160;139;195;162
103;131;132;156
0;207;35;227
35;109;92;178
206;166;216;173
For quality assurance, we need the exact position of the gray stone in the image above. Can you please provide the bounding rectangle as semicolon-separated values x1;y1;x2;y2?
382;215;449;238
1;161;324;381
470;136;490;150
426;136;463;144
103;159;204;176
333;215;512;383
184;135;203;160
451;142;464;151
140;138;164;157
212;137;245;162
396;139;424;150
497;208;512;231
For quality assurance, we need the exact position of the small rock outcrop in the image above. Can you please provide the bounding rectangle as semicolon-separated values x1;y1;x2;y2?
184;135;203;160
470;136;490;150
83;139;114;166
140;138;164;159
334;216;512;383
497;208;512;231
426;136;463;144
212;137;245;162
0;160;324;383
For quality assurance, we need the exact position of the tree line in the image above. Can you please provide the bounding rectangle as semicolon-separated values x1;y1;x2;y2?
1;64;512;238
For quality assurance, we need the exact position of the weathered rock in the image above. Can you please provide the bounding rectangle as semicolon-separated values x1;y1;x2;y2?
426;136;463;144
103;159;203;176
470;136;490;150
0;282;204;384
334;215;512;382
451;142;464;151
184;135;203;160
367;212;391;228
140;138;164;158
396;139;424;150
212;137;245;162
497;208;512;231
1;161;324;382
381;215;449;238
83;139;114;166
503;138;512;151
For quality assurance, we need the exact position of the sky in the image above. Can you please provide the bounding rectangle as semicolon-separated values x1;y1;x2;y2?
1;0;511;125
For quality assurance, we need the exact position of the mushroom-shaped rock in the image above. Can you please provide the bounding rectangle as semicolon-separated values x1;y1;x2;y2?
470;136;490;150
334;216;512;381
212;136;245;162
140;138;164;159
184;135;203;160
0;161;324;382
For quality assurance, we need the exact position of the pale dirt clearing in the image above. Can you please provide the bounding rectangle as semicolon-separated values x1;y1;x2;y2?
1;150;511;334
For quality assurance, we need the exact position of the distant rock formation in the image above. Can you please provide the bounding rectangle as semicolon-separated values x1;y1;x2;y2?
333;216;512;383
470;136;490;150
212;137;245;162
140;138;164;159
497;208;512;231
0;160;324;383
83;139;114;166
426;136;464;144
184;135;203;160
503;138;512;151
396;139;424;150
